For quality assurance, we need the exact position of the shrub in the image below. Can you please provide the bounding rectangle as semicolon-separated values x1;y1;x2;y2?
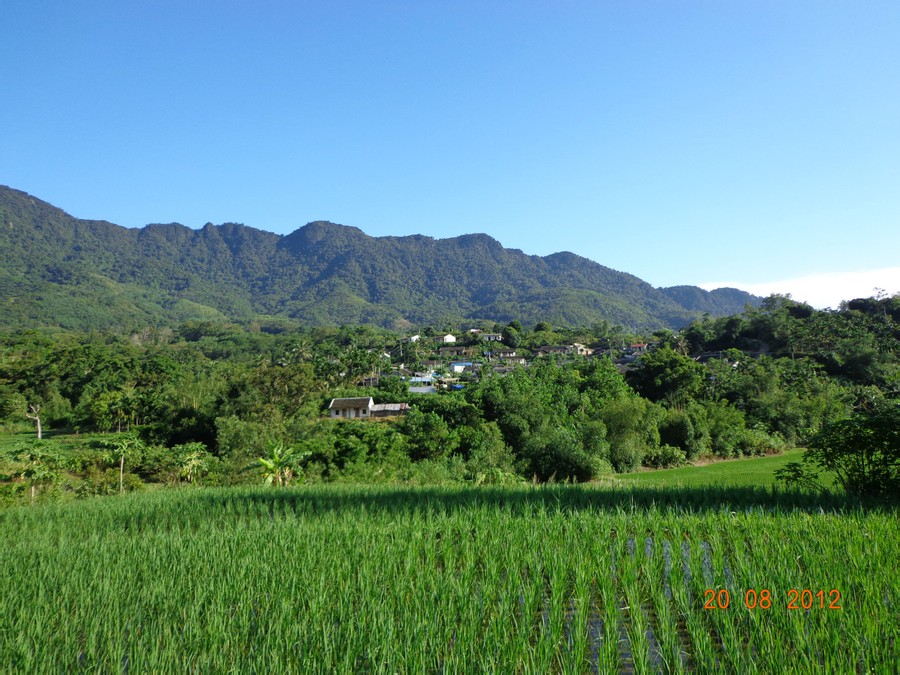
776;403;899;499
463;422;517;479
599;397;663;472
642;444;687;469
738;428;787;456
522;426;597;482
703;399;748;458
659;406;710;460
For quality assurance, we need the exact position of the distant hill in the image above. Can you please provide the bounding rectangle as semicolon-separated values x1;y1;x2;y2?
0;185;760;331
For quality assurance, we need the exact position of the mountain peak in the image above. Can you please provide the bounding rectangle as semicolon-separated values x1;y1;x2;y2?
0;185;762;330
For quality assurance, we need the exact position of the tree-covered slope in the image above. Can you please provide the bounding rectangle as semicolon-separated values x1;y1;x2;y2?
0;185;759;330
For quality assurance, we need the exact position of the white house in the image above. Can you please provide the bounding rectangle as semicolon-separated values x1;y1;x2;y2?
329;397;409;419
449;361;474;373
496;350;526;365
441;334;457;344
329;397;374;419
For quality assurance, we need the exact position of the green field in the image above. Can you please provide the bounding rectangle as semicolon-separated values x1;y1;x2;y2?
1;484;896;672
614;450;835;489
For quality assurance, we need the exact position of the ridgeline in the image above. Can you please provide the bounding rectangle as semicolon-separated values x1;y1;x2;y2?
0;185;758;331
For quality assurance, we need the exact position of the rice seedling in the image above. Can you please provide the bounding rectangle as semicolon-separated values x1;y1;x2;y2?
0;484;896;671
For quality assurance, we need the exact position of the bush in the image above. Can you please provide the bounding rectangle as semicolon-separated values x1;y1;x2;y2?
401;456;468;485
608;436;645;473
738;427;787;456
703;399;748;458
401;408;458;461
659;406;710;460
78;468;144;496
599;397;663;472
462;422;517;478
522;426;597;482
642;444;687;469
776;403;899;499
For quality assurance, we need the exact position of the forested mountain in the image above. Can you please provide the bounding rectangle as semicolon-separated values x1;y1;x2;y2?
0;185;759;331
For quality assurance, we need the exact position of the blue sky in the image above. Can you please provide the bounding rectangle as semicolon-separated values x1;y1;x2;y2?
3;1;898;308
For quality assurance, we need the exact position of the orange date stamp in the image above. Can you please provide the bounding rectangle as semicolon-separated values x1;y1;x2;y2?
703;589;842;610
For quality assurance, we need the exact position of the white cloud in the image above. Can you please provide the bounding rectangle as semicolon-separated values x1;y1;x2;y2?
699;267;900;309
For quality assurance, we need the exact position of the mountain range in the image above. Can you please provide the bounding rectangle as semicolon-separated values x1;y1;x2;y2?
0;185;759;332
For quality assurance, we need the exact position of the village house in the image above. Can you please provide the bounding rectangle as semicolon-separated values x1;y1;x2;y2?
439;345;474;358
536;345;571;356
537;344;592;357
480;333;503;342
493;349;527;365
449;361;474;374
328;397;374;419
371;402;410;417
328;397;409;419
441;334;457;344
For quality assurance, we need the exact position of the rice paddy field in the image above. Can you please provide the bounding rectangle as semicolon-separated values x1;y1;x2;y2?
614;449;836;489
0;484;897;672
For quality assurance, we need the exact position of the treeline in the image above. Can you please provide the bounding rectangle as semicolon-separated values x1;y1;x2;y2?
0;294;896;502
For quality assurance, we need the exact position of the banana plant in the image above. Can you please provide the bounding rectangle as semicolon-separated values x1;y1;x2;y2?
257;442;309;487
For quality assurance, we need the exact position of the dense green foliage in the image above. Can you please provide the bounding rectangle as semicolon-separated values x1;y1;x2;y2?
2;179;896;674
1;290;896;503
776;403;899;498
0;185;758;331
0;485;896;671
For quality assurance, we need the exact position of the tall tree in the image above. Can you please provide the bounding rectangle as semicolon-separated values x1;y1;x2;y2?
25;404;42;439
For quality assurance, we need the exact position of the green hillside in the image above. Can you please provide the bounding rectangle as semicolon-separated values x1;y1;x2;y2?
0;185;760;330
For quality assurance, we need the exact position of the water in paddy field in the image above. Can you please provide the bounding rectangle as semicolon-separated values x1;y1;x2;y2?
524;536;741;672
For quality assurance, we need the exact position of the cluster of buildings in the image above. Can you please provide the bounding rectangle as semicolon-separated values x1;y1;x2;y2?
327;332;655;420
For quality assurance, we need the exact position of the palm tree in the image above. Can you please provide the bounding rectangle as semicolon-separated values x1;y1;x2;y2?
284;338;312;365
673;333;691;356
101;434;143;495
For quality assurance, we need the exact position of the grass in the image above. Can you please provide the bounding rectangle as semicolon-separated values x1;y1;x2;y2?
0;428;117;452
0;484;895;671
615;449;837;489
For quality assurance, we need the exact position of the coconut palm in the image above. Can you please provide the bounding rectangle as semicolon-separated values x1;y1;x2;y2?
672;332;691;356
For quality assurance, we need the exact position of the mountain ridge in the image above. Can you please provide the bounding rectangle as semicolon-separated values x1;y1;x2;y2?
0;185;760;331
